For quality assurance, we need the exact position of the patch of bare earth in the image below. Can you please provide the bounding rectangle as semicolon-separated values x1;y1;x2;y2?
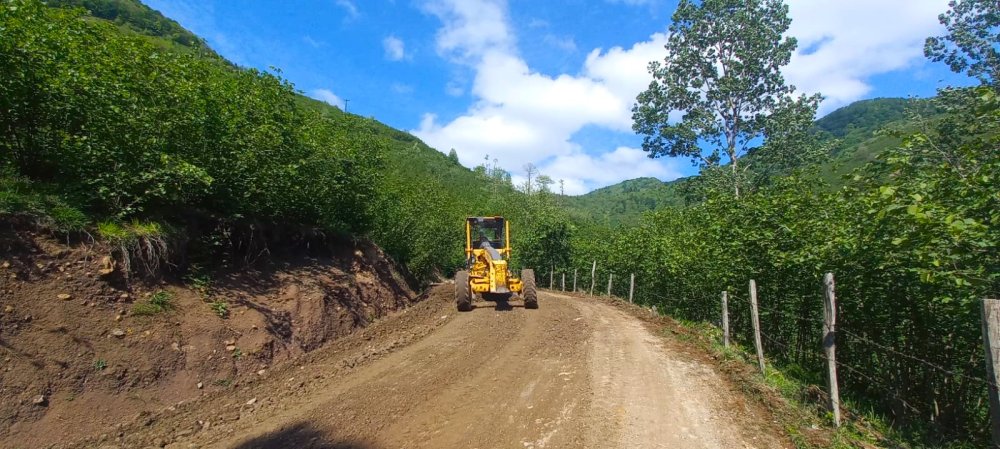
0;223;418;448
103;290;790;449
2;219;794;449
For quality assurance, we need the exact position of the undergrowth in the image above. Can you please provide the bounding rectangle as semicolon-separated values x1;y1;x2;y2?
2;174;175;278
670;320;904;449
0;174;89;233
132;290;173;316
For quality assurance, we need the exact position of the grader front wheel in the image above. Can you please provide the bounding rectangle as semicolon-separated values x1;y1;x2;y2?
522;269;538;309
456;270;472;312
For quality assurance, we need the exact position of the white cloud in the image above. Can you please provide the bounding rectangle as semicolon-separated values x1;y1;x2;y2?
784;0;948;113
413;0;674;193
383;35;407;61
583;33;669;129
413;0;951;193
538;147;685;195
335;0;359;20
543;34;577;52
421;0;513;63
310;88;345;109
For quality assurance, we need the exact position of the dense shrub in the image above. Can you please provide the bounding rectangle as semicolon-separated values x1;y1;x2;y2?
570;88;998;444
0;0;381;237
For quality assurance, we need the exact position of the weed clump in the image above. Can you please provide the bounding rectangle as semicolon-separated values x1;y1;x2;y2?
97;220;172;277
131;290;173;315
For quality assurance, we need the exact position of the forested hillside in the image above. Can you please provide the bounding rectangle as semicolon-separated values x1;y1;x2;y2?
559;0;1000;445
562;96;939;225
45;0;217;56
0;0;571;287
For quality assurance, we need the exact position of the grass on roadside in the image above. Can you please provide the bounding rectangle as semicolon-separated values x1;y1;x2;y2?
665;319;901;449
131;290;173;316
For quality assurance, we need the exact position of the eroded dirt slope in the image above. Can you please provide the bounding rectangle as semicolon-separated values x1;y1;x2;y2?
0;223;417;448
85;289;789;449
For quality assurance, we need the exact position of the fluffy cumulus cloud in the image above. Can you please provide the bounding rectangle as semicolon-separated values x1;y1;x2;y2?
383;35;407;61
422;0;513;62
413;0;950;194
310;88;345;109
414;0;677;194
784;0;948;112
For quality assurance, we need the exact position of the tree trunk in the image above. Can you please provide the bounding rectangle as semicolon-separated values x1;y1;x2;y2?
730;144;740;199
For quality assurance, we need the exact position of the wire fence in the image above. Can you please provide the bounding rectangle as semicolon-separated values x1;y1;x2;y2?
542;263;997;442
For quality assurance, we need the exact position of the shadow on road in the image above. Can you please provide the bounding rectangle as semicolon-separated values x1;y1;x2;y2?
472;300;525;311
231;422;377;449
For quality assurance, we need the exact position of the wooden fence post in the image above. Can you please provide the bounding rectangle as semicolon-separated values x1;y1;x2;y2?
981;298;1000;446
590;261;596;295
550;266;554;289
629;273;635;304
823;273;841;428
749;280;765;375
573;269;578;292
607;273;613;297
721;291;730;349
561;272;565;291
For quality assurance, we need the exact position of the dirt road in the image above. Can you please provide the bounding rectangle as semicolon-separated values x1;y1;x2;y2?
102;289;787;449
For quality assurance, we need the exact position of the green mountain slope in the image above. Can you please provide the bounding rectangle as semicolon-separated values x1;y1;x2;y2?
562;97;939;225
560;176;697;226
814;97;932;152
9;0;550;284
46;0;219;56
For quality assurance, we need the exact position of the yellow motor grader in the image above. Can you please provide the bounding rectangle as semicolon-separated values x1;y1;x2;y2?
455;216;537;311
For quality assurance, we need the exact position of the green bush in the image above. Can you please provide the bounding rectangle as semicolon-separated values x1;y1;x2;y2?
1;0;381;237
209;300;228;318
131;290;172;315
574;88;999;445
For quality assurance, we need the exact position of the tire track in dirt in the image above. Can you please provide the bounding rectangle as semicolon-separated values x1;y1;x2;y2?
571;293;776;448
80;288;787;448
217;291;594;449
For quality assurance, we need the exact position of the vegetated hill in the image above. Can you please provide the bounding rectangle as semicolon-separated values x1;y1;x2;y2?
52;0;488;195
816;97;939;183
46;0;218;57
21;0;529;283
563;97;938;225
814;97;932;153
560;177;696;226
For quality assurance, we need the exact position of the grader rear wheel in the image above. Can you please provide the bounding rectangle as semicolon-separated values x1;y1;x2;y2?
456;270;472;312
521;269;538;309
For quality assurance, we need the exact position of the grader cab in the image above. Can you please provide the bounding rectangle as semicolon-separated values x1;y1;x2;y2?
455;216;537;311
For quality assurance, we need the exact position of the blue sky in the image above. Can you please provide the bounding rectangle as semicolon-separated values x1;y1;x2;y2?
144;0;971;195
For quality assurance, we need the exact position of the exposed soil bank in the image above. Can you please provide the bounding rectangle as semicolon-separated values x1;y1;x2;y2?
0;222;416;448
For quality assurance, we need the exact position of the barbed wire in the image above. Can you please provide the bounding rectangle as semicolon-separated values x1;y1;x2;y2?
759;329;937;418
759;328;823;366
838;328;996;389
831;357;934;416
556;265;994;418
757;303;826;327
